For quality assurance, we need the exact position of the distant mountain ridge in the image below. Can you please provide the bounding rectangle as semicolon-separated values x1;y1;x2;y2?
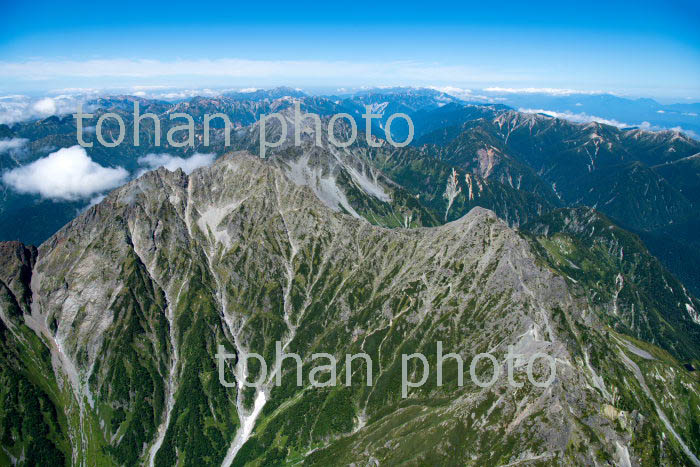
2;89;700;298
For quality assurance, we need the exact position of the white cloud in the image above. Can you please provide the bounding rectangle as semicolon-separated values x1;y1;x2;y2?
518;108;629;127
89;194;106;206
0;96;33;124
0;137;29;162
0;138;28;154
656;110;665;114
137;153;215;176
638;122;698;139
0;58;525;87
0;94;94;124
666;126;698;139
33;97;57;115
428;86;494;102
2;146;128;200
428;86;472;100
519;108;699;139
485;87;607;96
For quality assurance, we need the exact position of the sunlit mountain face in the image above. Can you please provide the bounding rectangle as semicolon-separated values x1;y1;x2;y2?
0;86;699;466
2;0;700;464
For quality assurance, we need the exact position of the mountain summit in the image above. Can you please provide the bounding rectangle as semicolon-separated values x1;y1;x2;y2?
0;153;699;465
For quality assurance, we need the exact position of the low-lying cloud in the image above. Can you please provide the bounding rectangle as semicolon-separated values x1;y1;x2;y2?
428;86;493;102
0;137;29;154
2;146;128;200
0;94;97;125
519;108;699;139
519;108;630;128
137;153;215;176
33;97;58;115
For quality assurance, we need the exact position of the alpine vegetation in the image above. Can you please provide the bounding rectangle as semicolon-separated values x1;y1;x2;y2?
2;151;699;466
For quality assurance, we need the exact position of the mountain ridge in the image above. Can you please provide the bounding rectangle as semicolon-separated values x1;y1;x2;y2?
1;151;699;465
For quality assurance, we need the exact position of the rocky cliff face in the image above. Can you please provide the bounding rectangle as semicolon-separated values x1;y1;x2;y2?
1;153;699;466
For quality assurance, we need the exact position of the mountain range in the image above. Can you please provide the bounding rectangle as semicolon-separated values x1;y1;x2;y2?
1;87;699;465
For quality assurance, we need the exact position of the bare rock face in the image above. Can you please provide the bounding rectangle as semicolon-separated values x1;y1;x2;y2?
0;241;36;316
0;152;699;466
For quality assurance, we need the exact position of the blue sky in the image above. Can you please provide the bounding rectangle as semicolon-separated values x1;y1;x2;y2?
0;0;698;99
